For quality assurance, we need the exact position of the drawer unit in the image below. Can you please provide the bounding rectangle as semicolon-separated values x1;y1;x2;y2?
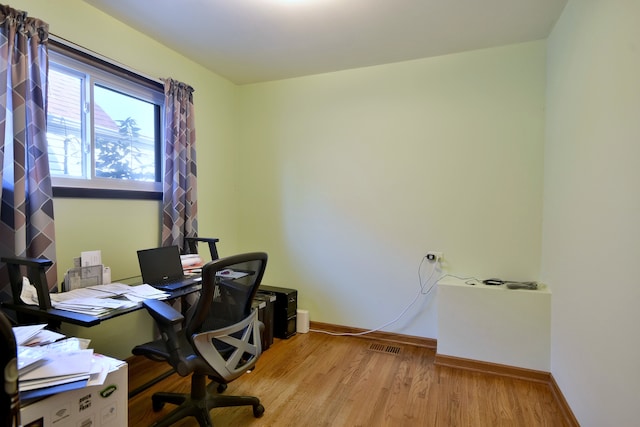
258;285;297;339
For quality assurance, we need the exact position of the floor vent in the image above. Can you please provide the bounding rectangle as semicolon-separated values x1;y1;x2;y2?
369;343;401;355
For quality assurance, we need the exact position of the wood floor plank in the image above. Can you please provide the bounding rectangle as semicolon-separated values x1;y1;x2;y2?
128;332;568;426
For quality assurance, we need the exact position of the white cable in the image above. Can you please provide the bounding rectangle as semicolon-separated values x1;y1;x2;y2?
436;273;482;286
418;255;440;295
310;255;440;337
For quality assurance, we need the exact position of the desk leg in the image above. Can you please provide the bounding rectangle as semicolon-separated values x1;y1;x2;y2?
128;367;175;399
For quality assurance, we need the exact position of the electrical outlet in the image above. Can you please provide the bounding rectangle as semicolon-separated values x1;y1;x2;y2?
426;251;443;262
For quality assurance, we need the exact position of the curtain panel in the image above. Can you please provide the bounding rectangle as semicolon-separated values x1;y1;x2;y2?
161;78;198;252
0;5;57;296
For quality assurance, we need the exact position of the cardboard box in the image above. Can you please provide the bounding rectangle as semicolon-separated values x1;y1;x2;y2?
20;362;128;427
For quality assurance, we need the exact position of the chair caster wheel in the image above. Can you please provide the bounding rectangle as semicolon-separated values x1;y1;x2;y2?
152;399;165;412
253;403;265;418
217;383;227;393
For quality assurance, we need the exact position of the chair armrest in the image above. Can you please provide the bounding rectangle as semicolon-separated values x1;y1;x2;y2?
1;256;53;310
1;256;53;268
142;299;184;327
138;299;190;372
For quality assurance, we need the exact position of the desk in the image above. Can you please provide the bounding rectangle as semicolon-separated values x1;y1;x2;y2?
1;282;201;328
2;278;202;399
2;255;275;397
1;256;202;328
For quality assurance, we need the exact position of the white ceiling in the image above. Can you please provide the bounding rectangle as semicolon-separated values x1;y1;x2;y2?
83;0;567;85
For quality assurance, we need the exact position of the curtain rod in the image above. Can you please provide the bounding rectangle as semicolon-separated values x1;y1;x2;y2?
49;33;163;85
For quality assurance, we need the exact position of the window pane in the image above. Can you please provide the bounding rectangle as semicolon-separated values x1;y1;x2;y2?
47;40;164;197
93;85;157;182
47;68;86;178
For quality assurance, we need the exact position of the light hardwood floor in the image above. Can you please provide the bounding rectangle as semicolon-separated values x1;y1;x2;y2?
128;331;568;426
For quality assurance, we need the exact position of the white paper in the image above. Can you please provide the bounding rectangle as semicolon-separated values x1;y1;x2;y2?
20;349;94;381
125;284;170;301
12;324;47;345
51;287;114;301
81;250;102;267
103;266;111;284
216;269;249;279
17;346;48;374
87;282;135;296
21;329;65;346
20;277;39;305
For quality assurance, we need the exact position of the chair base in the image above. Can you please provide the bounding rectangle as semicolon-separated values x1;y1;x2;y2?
149;377;264;427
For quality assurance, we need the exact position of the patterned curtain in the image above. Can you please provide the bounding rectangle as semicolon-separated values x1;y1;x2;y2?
161;78;198;252
0;5;56;296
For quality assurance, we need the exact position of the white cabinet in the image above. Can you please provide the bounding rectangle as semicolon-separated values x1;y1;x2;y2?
437;276;551;371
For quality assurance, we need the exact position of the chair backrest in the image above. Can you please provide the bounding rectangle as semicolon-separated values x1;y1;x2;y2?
186;252;268;380
187;252;267;336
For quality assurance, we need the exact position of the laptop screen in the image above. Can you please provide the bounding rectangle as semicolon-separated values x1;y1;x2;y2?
137;246;185;285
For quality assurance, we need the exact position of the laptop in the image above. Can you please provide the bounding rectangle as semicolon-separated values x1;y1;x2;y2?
137;245;202;291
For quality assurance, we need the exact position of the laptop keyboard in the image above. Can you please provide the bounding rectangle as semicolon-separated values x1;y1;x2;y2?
155;276;201;290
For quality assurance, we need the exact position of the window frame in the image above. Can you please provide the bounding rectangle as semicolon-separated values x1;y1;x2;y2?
48;37;164;200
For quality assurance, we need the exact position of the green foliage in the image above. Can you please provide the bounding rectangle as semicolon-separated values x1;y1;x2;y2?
95;117;154;180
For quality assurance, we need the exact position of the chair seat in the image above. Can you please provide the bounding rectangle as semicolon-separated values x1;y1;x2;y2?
132;338;172;361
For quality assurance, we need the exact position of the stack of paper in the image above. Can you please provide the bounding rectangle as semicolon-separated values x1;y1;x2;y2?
16;338;89;396
17;346;48;375
14;324;64;376
181;254;204;270
16;336;123;400
121;283;169;302
50;291;136;316
20;348;94;392
12;324;127;401
87;282;138;296
13;324;48;345
45;282;168;316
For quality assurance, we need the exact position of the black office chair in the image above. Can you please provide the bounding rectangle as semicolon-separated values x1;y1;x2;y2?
133;252;268;427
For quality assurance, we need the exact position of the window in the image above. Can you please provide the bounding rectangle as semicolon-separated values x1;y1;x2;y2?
47;39;164;198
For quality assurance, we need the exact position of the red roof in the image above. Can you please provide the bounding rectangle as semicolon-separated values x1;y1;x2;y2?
47;69;118;131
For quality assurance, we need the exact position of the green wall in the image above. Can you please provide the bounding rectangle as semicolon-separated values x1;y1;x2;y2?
11;1;546;360
237;41;546;337
543;1;640;425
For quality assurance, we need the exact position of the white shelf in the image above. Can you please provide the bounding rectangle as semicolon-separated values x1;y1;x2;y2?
437;276;551;371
